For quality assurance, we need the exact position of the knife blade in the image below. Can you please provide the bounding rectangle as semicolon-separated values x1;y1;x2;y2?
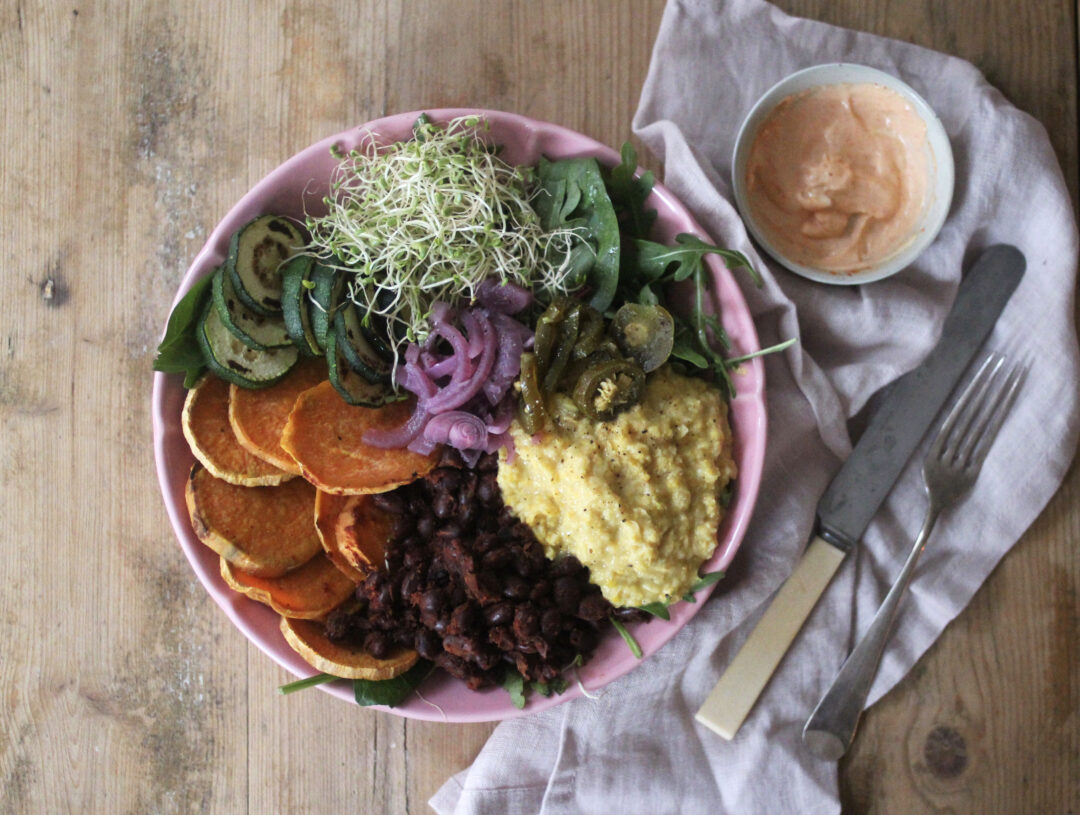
695;244;1025;740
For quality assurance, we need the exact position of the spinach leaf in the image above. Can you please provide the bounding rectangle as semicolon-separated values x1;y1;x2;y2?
353;659;433;707
152;271;214;387
535;156;621;312
604;142;656;240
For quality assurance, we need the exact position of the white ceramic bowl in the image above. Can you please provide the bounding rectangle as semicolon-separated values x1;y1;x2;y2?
731;63;954;285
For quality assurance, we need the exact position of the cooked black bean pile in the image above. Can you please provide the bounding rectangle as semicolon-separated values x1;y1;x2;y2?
324;452;648;690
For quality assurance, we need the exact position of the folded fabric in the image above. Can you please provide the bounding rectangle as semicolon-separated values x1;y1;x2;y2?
432;1;1080;812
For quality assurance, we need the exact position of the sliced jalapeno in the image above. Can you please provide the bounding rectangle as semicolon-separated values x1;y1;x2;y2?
610;303;674;373
572;358;645;421
541;306;581;393
517;352;547;434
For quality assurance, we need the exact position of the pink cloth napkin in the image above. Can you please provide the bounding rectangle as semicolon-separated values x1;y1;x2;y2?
431;1;1080;811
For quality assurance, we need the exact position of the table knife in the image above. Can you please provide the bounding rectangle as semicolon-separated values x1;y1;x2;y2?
695;244;1026;740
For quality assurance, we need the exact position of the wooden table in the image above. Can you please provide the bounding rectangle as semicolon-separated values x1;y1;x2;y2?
3;2;1076;812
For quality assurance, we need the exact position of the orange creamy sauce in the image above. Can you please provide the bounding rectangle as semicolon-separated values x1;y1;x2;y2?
746;82;930;273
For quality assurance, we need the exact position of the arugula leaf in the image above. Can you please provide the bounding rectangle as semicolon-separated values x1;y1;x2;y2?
637;601;671;621
535;156;621;312
634;234;758;285
152;271;214;387
353;659;433;707
604;142;656;240
682;570;727;602
610;616;643;659
502;667;527;709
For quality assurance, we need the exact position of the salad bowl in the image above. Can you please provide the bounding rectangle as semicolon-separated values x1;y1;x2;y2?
151;109;768;721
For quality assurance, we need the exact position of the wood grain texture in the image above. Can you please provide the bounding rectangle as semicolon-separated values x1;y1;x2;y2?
0;1;1075;813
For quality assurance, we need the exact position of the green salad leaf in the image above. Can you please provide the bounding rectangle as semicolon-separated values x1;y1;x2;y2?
535;156;621;313
610;616;643;659
278;672;338;695
604;142;656;240
152;272;214;387
353;659;433;707
501;667;527;709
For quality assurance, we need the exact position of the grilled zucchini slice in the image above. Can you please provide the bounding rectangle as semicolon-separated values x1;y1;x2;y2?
197;302;299;388
333;301;393;384
280;255;323;357
309;262;345;352
326;331;399;407
211;266;291;351
225;215;306;317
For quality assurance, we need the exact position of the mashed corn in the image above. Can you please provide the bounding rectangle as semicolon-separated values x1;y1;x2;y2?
497;366;736;608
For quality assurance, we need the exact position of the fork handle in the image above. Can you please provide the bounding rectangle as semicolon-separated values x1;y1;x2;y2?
802;507;940;761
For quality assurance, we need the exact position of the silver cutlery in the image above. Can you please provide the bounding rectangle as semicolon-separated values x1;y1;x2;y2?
695;246;1025;740
802;352;1024;761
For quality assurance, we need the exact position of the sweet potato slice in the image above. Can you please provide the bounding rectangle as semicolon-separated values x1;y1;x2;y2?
220;553;357;619
186;464;321;577
183;374;293;486
314;491;393;581
281;380;439;494
280;617;418;681
228;357;328;474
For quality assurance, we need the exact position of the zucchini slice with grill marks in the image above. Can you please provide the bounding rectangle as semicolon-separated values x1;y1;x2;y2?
280;255;323;357
333;301;393;384
309;262;344;353
225;215;306;317
326;331;399;407
196;302;299;388
211;265;291;351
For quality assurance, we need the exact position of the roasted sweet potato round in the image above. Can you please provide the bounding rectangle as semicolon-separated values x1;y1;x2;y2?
228;357;328;474
281;380;439;494
314;491;393;582
182;374;294;486
280;617;419;681
186;463;321;577
220;553;357;619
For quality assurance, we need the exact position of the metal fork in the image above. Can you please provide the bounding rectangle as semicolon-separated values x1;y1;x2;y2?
802;352;1024;761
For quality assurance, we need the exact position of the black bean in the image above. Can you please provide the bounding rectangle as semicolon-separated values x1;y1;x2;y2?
553;576;582;614
540;608;562;638
432;491;457;519
477;473;497;503
513;604;540;638
577;593;611;622
481;547;514;571
484;602;514;627
364;631;390;660
416;513;435;539
415;629;443;660
502;574;531;601
419;588;445;617
372;492;406;515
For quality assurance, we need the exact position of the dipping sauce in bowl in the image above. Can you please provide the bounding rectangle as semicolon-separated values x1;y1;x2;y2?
746;82;929;273
732;64;954;285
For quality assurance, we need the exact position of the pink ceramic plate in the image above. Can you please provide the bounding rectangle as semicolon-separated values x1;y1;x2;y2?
151;109;767;722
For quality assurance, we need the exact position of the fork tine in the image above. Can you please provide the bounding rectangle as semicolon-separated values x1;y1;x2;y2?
951;355;1010;463
965;363;1024;469
929;353;1001;459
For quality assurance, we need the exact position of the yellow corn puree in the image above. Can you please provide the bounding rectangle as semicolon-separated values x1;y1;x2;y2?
498;366;736;608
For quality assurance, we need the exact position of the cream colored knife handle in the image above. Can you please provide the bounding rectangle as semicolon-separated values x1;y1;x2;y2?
695;535;847;739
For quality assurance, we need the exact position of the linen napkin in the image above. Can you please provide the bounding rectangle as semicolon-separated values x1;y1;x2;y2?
431;1;1080;812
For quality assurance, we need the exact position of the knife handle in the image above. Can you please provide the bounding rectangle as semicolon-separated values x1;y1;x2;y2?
695;536;846;739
